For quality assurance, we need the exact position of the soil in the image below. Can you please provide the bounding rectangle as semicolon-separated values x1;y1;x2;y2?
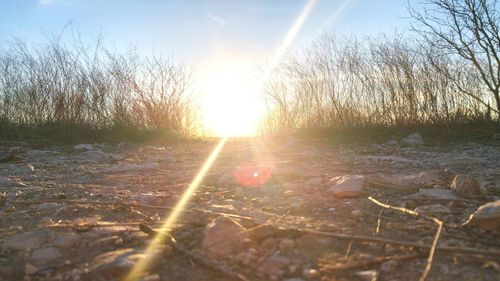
1;136;499;281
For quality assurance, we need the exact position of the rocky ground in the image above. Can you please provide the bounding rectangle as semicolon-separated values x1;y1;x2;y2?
1;133;500;281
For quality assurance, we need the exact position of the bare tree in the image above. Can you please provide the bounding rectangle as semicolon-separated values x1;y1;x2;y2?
410;0;500;118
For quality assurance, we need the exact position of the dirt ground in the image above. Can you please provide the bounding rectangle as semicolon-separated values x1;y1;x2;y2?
1;135;499;281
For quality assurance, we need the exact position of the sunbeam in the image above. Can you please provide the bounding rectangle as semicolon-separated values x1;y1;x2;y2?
124;137;228;281
258;0;317;89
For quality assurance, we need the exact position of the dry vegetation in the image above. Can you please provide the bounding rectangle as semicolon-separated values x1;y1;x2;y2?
0;0;499;141
0;32;197;141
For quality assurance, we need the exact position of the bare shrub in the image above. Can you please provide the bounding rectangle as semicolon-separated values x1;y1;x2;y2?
0;32;197;136
261;32;493;132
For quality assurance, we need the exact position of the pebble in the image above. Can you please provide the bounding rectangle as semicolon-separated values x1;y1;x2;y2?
202;216;250;256
25;263;38;275
302;268;320;279
257;255;291;275
380;259;397;272
464;200;500;233
90;248;144;278
355;270;378;281
351;209;363;217
328;175;367;198
451;174;481;198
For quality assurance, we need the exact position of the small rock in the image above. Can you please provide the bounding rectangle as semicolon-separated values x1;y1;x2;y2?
74;144;95;151
278;238;295;252
261;237;276;250
451;174;481;198
90;249;145;278
414;204;451;216
400;133;424;147
202;216;250;256
355;270;378;281
302;268;319;279
3;230;50;251
30;247;62;267
351;209;363;217
257;255;290;275
380;259;397;272
16;164;35;175
464;200;500;233
328;175;367;198
25;263;38;275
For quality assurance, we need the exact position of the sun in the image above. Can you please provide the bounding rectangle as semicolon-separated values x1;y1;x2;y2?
199;61;266;137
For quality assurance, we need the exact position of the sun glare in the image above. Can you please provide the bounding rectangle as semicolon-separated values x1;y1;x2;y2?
200;62;266;137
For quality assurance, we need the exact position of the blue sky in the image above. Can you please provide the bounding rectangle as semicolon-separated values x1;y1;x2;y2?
0;0;415;65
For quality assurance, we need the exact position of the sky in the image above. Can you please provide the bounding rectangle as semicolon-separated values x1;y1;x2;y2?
0;0;415;65
0;0;418;135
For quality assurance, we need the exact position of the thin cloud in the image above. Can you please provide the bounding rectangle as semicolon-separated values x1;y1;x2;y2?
204;11;226;26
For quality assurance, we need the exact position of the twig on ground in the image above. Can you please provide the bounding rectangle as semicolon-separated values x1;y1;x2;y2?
375;209;384;235
321;252;426;272
269;222;500;257
368;196;443;281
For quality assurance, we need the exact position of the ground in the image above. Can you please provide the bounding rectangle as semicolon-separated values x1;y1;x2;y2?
0;135;499;281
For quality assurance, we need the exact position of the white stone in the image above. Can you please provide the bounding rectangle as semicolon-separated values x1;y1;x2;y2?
355;270;378;281
328;175;366;198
